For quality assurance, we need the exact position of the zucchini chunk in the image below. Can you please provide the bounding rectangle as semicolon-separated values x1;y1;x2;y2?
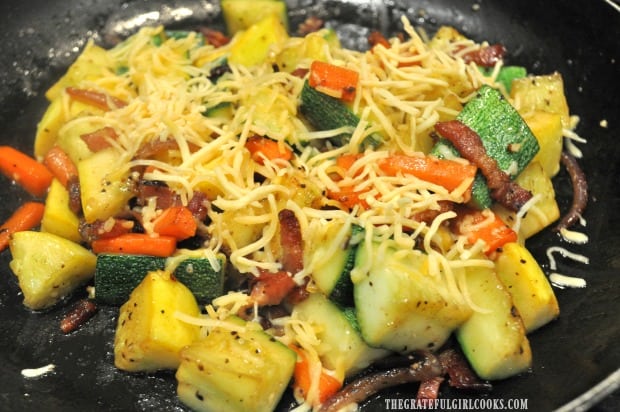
495;242;559;333
9;231;96;310
292;293;389;380
95;253;227;305
353;239;472;353
299;80;381;148
176;317;295;412
114;270;201;372
456;264;532;380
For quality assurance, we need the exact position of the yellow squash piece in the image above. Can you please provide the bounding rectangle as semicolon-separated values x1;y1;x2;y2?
9;231;96;310
511;72;570;127
228;14;289;67
523;111;563;177
41;178;81;242
495;242;559;333
221;0;288;35
114;270;201;372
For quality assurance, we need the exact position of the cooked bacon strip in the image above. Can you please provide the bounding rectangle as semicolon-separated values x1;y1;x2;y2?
278;209;304;274
199;27;230;47
187;191;210;222
297;16;324;36
438;348;492;391
412;200;454;224
79;218;135;242
417;376;444;400
368;30;391;49
554;151;588;231
80;127;118;152
134;138;179;160
67;175;82;215
461;44;506;67
66;87;127;111
60;299;97;334
435;120;532;211
136;180;181;209
319;351;443;412
249;270;296;306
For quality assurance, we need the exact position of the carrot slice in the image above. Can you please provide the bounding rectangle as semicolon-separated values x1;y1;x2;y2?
308;60;360;102
326;186;370;210
65;87;127;111
290;345;343;405
152;206;197;241
0;146;53;197
43;146;78;188
378;154;477;193
457;209;518;255
245;136;292;165
91;233;177;257
0;202;45;252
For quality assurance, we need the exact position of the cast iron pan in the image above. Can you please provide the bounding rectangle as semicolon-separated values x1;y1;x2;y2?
0;1;618;411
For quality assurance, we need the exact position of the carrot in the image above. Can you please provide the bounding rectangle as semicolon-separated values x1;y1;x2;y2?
290;345;342;405
0;202;45;252
457;209;517;255
43;146;78;188
152;206;197;241
326;186;370;210
65;87;127;111
378;154;477;194
80;127;119;152
245;135;293;165
0;146;53;197
91;233;177;257
308;60;360;102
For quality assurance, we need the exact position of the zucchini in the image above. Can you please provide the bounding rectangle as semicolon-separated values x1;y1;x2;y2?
94;253;227;305
353;239;472;353
176;316;295;412
306;222;363;306
9;231;96;310
299;80;381;148
456;264;532;380
432;85;540;209
480;66;527;93
292;293;389;380
114;270;202;372
221;0;288;35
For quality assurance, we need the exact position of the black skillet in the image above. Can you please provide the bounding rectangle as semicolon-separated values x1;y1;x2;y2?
0;0;618;411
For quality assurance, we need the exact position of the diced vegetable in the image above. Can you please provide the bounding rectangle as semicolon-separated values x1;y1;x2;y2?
510;72;570;127
299;80;381;148
94;253;227;305
275;29;341;72
176;317;296;412
41;178;81;242
245;135;293;165
522;111;563;177
0;202;45;252
0;146;53;197
455;209;518;255
308;60;359;102
292;293;389;381
290;344;343;405
228;14;289;67
114;270;201;372
221;0;288;35
353;239;472;352
495;242;559;333
91;233;177;257
456;264;532;380
9;231;96;310
43;146;79;188
78;147;134;223
153;206;197;241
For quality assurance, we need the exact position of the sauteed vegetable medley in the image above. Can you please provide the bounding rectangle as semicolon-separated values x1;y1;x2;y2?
0;0;588;410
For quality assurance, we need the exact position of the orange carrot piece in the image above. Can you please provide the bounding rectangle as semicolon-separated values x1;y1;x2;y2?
378;154;477;193
290;345;343;405
327;186;370;210
245;136;293;165
308;60;360;102
459;210;518;254
0;146;53;197
80;127;119;152
65;87;127;111
91;233;177;257
0;202;45;252
43;146;78;188
152;206;197;241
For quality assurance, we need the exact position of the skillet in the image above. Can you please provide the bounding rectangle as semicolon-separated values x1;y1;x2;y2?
0;0;618;410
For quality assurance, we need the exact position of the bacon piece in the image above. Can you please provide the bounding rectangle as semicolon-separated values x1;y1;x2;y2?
187;191;210;222
412;200;454;224
297;16;324;36
199;27;230;47
80;127;119;152
368;30;391;49
417;376;444;400
461;44;506;67
66;87;127;111
434;120;532;211
136;180;181;209
60;299;97;334
278;209;304;274
79;218;135;242
134;138;179;160
67;175;82;215
438;348;492;391
249;270;297;306
554;151;588;231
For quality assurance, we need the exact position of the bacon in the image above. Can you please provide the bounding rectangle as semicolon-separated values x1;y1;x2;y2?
461;44;506;67
134;138;179;160
136;180;180;209
249;270;297;306
66;87;127;111
417;376;444;400
79;218;135;242
368;30;391;49
412;200;454;224
554;151;588;231
67;175;82;215
199;27;230;47
434;120;532;211
278;209;304;274
187;191;210;222
60;299;97;334
438;349;492;391
297;16;324;36
80;126;118;152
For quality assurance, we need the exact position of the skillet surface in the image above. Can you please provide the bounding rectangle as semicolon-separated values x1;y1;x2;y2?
0;1;618;410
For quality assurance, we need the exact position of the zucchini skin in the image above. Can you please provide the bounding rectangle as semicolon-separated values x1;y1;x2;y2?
94;253;226;305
